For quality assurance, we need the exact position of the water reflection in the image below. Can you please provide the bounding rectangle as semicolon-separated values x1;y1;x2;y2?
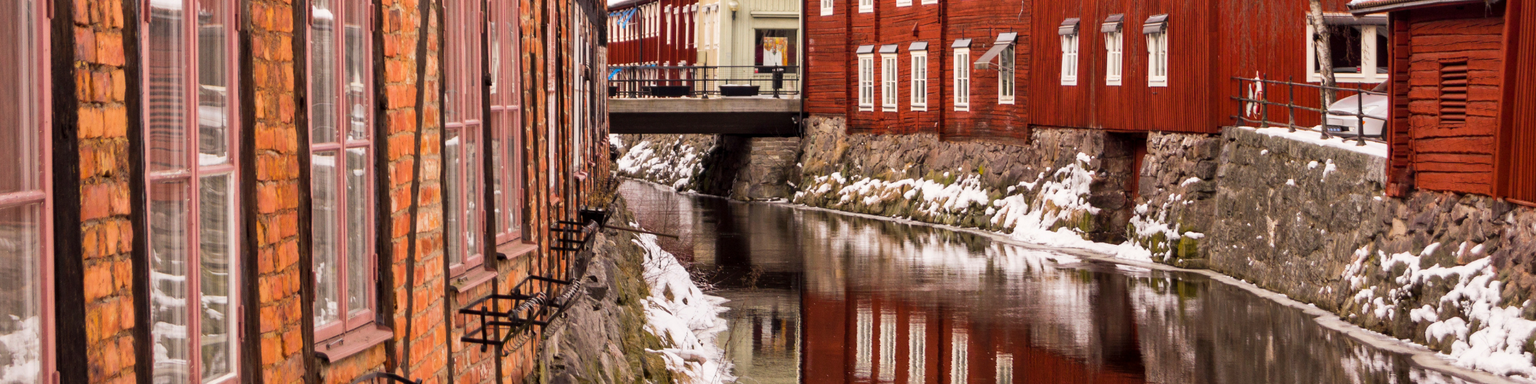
618;181;1468;384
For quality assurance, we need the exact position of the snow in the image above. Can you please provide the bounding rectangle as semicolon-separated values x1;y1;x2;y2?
0;317;39;384
632;228;734;383
617;141;705;190
1244;126;1388;158
1180;177;1201;187
608;134;625;149
1344;244;1536;380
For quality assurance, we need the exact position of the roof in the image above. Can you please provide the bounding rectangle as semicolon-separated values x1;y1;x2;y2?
1347;0;1500;15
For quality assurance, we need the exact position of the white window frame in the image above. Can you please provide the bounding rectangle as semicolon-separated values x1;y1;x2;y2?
859;0;872;14
998;44;1015;104
1061;33;1078;86
921;0;937;5
859;54;875;111
897;0;911;8
822;0;834;16
1147;30;1168;87
1305;16;1389;84
954;47;970;111
1105;30;1123;86
882;53;898;111
911;50;928;110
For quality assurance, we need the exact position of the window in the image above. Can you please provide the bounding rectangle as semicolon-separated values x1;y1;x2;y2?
878;309;895;382
859;0;872;14
1103;14;1124;86
950;327;968;384
897;0;910;8
1059;18;1079;86
1145;14;1169;87
908;313;926;384
822;0;833;16
998;44;1015;103
1306;15;1389;83
491;0;525;244
0;1;52;382
145;0;241;381
910;45;928;110
953;41;970;111
309;0;376;343
921;0;937;5
858;50;875;111
995;353;1014;384
854;304;872;378
881;46;898;111
755;30;797;71
445;0;489;275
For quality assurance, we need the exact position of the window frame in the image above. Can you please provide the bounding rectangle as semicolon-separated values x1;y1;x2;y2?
1060;33;1078;86
920;0;937;5
910;49;928;111
821;0;833;16
1105;32;1122;86
953;46;970;111
444;0;490;277
998;44;1015;104
1305;15;1389;84
858;52;875;111
307;0;378;342
859;0;872;14
896;0;911;8
141;0;244;381
881;52;898;112
1146;30;1168;87
491;0;527;246
0;2;55;382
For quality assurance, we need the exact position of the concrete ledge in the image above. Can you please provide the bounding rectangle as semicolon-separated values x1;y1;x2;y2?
609;97;801;114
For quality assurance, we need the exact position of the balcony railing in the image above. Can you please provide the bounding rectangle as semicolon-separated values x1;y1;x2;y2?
1231;76;1389;145
609;65;801;99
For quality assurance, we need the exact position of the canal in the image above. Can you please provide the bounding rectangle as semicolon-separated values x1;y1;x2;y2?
618;180;1471;384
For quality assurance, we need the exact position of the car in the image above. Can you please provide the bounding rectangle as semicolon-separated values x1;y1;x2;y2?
1325;83;1389;137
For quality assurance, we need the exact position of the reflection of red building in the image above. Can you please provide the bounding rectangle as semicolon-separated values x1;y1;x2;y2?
802;290;1147;384
609;0;700;67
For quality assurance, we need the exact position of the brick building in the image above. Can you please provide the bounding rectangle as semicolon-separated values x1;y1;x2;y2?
0;0;607;382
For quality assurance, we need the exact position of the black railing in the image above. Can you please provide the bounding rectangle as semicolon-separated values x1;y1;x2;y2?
609;65;801;98
1231;76;1388;145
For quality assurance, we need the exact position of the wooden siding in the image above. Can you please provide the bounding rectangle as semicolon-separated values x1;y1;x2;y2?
1499;0;1536;202
938;0;1029;141
804;0;850;114
1387;12;1414;196
1402;6;1505;196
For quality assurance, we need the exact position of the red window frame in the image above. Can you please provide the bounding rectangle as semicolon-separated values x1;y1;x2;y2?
308;0;377;341
141;0;242;382
490;0;527;246
445;0;490;276
0;2;55;381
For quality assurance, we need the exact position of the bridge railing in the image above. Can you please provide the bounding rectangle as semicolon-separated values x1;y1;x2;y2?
608;65;801;99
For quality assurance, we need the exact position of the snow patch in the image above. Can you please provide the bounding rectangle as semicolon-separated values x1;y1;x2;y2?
633;228;735;383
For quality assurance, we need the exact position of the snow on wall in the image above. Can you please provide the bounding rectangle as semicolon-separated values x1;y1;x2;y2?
617;140;708;191
632;228;735;383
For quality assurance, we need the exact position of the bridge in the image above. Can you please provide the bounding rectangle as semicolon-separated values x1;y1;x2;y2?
608;65;802;136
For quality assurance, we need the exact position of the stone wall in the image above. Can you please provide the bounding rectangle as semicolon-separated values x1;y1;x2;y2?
616;134;804;201
1126;132;1223;267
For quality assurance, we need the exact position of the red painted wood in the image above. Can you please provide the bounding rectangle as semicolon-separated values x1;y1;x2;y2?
1499;0;1536;201
1400;6;1506;197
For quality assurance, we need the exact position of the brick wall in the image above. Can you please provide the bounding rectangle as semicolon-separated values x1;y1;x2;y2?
73;0;137;382
249;0;309;381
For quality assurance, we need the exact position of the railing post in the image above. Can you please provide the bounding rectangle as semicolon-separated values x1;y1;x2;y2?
772;67;785;99
1287;76;1297;132
1260;78;1269;129
1357;83;1367;146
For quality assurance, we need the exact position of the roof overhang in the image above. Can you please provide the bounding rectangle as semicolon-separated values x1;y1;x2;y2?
974;33;1017;70
1348;0;1500;15
1142;14;1169;34
1101;14;1124;33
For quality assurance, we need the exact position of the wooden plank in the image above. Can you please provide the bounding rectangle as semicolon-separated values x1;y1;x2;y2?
1413;135;1498;151
1418;172;1494;195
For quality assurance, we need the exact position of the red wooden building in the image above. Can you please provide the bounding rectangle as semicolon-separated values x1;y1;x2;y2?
804;0;1372;140
1349;0;1536;203
609;0;700;67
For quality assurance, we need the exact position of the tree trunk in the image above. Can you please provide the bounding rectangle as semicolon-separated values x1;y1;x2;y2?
1310;0;1337;108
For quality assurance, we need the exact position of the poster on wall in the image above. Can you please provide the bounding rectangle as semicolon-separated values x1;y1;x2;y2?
755;29;796;73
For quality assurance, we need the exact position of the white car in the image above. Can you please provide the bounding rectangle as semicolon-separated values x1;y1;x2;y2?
1325;93;1389;137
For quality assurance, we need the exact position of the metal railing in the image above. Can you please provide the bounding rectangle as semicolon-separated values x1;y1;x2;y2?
1231;76;1388;145
609;65;801;98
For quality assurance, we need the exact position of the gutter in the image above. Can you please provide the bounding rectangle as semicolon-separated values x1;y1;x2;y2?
1350;0;1501;15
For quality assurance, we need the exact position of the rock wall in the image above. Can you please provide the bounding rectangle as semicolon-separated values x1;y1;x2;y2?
1126;132;1224;267
614;134;803;201
533;198;675;383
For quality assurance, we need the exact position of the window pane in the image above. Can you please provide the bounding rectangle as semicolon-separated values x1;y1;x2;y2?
150;180;191;384
444;129;462;266
311;151;340;326
0;0;39;195
148;2;188;172
345;148;369;317
311;3;338;144
0;203;42;384
344;2;368;141
197;174;235;382
197;0;229;167
464;129;481;258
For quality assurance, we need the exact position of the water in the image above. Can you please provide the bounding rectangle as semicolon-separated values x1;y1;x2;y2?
618;180;1470;384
